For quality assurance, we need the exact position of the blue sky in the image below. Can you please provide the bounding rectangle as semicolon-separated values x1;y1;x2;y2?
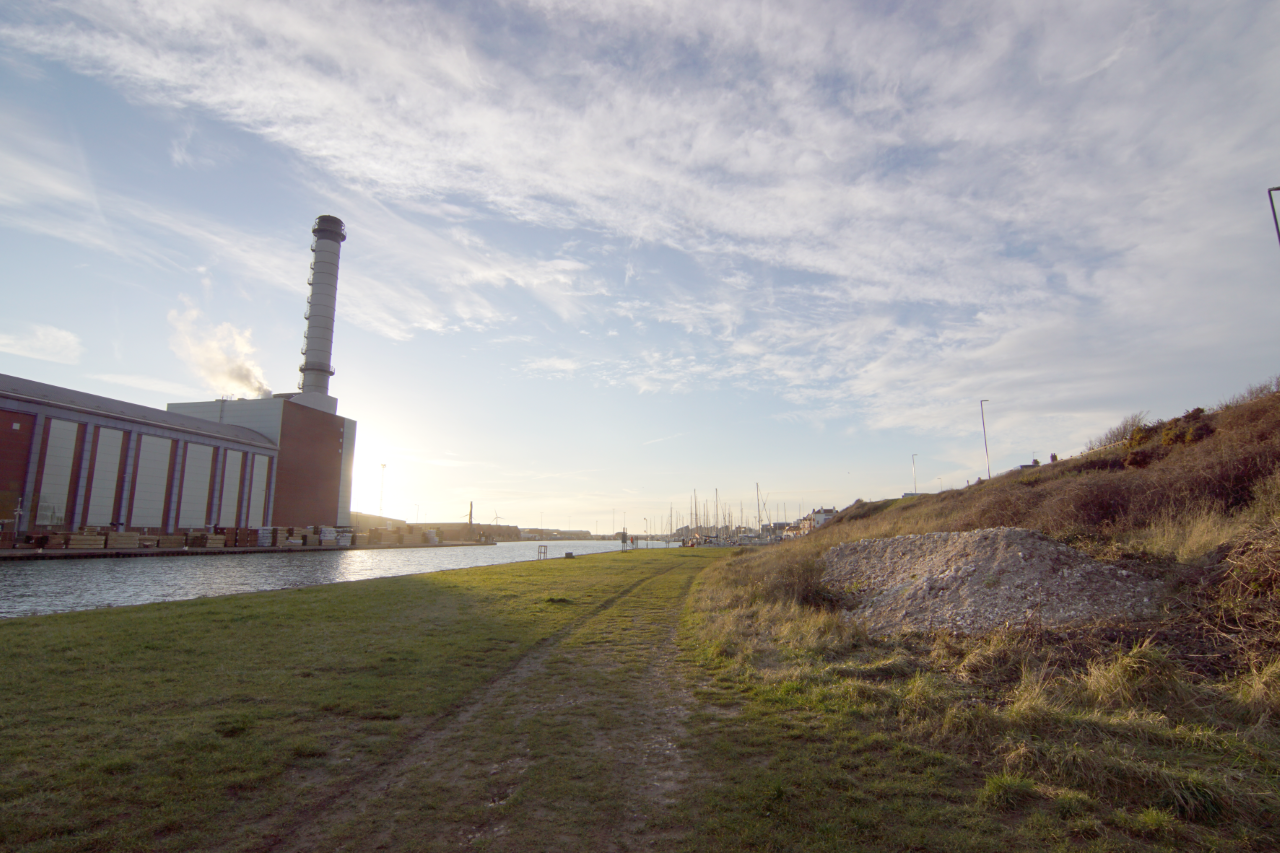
1;0;1278;533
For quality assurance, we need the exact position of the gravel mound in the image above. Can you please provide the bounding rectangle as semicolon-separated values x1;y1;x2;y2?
821;528;1171;636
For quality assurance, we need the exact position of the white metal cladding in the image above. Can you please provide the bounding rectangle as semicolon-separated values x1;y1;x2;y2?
246;454;269;528
336;417;356;527
85;427;123;526
178;444;214;529
219;449;242;526
130;435;172;528
166;398;286;444
36;419;79;525
300;233;342;395
0;373;280;534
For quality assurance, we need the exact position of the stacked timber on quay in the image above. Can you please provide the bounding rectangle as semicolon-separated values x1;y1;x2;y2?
0;523;489;560
1;525;350;554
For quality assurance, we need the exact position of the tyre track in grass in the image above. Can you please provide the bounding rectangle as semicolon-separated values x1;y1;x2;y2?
241;555;707;852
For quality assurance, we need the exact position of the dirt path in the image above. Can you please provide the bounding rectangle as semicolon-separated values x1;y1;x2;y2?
241;562;703;852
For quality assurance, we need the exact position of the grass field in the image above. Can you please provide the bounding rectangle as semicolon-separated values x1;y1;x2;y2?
0;551;699;851
5;541;1279;852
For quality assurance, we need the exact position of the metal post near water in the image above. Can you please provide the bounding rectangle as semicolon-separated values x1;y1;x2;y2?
980;400;992;480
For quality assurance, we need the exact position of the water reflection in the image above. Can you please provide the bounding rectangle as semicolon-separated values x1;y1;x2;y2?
0;540;637;618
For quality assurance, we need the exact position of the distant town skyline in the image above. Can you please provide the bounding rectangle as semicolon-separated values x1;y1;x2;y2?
1;1;1278;530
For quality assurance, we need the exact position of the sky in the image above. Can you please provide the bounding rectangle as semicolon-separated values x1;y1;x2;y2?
1;0;1278;534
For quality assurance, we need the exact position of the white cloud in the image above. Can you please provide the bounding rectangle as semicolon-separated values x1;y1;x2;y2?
0;324;84;364
524;356;581;376
2;0;1279;440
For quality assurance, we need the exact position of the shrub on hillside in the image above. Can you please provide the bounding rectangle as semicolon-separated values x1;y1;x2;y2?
1087;411;1149;451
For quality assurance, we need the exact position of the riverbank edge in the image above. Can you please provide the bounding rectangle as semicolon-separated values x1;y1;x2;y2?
0;541;500;562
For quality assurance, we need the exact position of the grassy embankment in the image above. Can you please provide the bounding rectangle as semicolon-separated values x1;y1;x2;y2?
688;377;1280;851
1;551;705;851
6;546;1131;853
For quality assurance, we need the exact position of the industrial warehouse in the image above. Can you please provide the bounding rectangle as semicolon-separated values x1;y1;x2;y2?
0;216;357;545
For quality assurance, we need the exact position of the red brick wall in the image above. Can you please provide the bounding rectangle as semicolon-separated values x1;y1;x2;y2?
272;401;345;527
0;409;35;526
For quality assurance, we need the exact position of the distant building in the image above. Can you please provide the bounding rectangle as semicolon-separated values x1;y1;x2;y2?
520;527;593;541
167;395;355;528
349;511;408;532
426;522;521;542
800;507;837;533
0;373;278;534
0;215;358;536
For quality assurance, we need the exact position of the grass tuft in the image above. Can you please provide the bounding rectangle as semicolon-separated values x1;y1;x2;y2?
1054;791;1096;818
977;772;1037;809
1081;639;1200;716
1233;658;1280;723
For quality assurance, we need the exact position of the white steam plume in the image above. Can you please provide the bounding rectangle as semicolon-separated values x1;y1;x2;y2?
167;298;271;399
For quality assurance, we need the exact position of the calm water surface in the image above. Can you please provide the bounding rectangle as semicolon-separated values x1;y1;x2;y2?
0;540;645;618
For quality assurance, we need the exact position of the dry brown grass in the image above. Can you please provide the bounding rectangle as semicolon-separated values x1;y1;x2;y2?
817;382;1280;568
1080;639;1202;716
687;378;1280;847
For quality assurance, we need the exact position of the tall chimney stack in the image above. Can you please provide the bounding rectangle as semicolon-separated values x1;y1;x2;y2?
300;215;345;395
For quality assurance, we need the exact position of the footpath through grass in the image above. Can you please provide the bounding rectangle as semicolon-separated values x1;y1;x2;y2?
9;545;1260;852
1;550;699;851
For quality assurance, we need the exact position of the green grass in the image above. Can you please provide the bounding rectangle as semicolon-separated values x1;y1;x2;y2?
0;550;700;851
7;540;1279;852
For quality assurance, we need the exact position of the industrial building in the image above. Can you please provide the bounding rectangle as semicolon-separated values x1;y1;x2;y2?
0;216;358;537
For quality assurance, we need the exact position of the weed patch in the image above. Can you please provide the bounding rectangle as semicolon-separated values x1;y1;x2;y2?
978;772;1038;809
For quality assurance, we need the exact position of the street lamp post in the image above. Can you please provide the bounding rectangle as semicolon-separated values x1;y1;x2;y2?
379;463;386;516
911;453;918;494
1269;187;1280;250
979;400;992;480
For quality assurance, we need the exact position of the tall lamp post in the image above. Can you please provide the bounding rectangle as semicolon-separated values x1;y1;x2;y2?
1269;187;1280;250
911;453;918;494
979;400;992;480
379;463;386;515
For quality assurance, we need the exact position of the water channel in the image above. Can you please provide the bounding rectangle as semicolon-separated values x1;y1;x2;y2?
0;539;665;619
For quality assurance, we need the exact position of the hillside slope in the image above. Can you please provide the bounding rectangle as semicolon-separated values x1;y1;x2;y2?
823;377;1280;565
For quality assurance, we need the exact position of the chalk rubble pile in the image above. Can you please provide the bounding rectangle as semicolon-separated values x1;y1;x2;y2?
821;528;1170;636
